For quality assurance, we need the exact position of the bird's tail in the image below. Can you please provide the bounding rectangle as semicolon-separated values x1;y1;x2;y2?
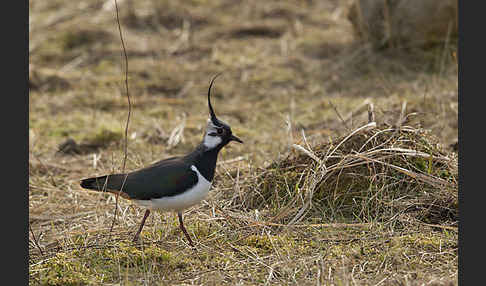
80;175;108;191
80;174;129;198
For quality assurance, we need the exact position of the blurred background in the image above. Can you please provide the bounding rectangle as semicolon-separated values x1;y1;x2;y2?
29;0;458;166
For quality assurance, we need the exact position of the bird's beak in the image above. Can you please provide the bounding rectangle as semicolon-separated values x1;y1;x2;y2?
230;134;243;143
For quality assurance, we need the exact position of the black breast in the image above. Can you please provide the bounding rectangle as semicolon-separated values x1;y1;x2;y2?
186;145;220;182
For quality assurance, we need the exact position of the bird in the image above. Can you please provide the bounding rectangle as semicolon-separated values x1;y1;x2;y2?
79;74;242;247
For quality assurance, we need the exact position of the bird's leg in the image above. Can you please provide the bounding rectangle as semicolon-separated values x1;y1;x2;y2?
132;209;150;242
178;211;194;247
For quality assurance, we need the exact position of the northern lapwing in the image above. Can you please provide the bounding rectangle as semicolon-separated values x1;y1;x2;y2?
80;74;242;246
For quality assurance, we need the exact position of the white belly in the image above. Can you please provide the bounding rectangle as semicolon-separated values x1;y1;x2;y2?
133;165;212;212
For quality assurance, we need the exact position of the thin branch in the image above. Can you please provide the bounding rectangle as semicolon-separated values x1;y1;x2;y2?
29;224;44;256
328;100;349;130
115;0;131;173
110;0;132;235
343;98;371;125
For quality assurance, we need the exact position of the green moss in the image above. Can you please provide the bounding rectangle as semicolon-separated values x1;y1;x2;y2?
33;252;105;285
244;234;274;251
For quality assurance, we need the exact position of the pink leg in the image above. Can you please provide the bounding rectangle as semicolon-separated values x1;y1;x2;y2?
178;212;194;247
132;209;150;242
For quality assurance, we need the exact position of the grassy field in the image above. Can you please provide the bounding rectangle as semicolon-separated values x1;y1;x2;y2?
29;0;458;285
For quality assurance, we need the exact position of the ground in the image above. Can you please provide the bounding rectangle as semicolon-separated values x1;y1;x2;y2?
29;0;458;285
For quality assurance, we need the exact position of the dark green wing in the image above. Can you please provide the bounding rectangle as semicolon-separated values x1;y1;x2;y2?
81;157;198;200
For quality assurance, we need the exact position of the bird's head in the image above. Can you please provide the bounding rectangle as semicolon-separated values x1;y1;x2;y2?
202;74;243;150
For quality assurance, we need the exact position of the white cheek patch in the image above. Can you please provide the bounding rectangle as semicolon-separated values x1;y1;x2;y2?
203;134;222;149
203;118;225;149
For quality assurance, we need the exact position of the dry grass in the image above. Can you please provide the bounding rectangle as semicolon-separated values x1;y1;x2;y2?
233;123;457;227
29;0;458;285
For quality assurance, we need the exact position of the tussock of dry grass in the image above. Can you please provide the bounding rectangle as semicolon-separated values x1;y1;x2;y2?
228;123;457;228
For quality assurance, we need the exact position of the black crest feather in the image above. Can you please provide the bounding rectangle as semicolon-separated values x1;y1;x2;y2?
207;73;222;123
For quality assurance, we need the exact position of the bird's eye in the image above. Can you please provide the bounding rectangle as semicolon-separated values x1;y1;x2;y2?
217;128;223;134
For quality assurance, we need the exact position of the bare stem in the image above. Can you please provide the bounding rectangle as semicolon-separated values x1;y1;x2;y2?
329;100;349;130
29;224;44;256
110;0;132;235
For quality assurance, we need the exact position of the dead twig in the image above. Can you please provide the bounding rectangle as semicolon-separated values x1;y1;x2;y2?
343;98;372;126
329;101;349;130
110;0;132;236
29;224;44;256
